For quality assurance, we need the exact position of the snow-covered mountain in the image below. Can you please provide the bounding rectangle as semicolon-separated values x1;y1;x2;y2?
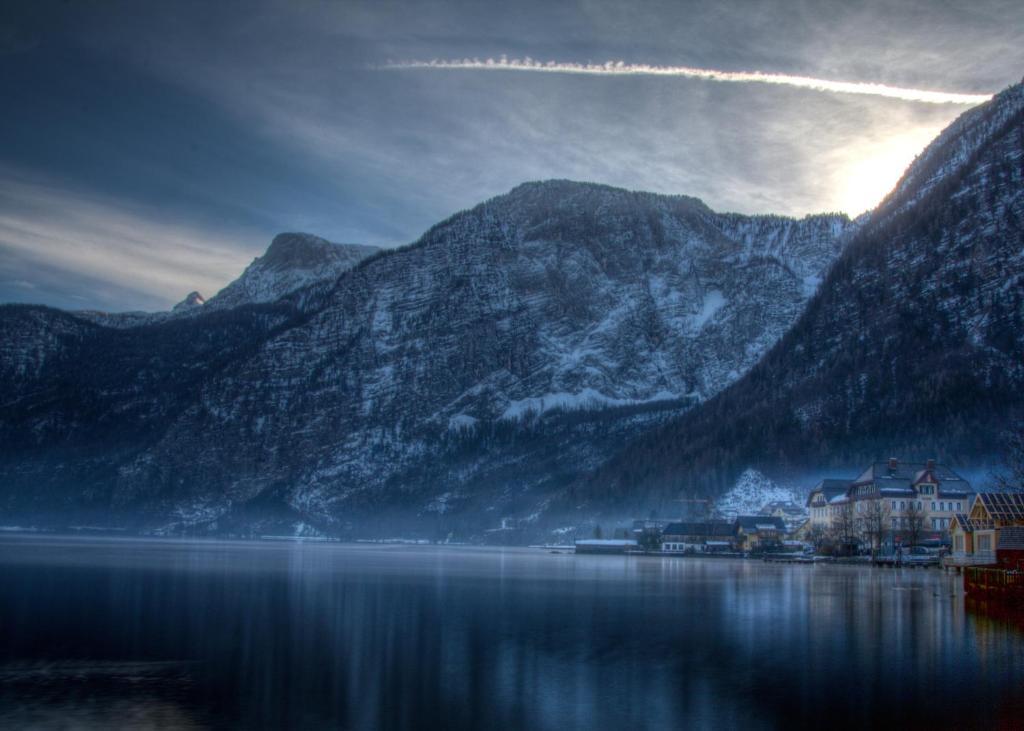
0;183;852;535
5;77;1021;537
205;233;380;310
583;79;1024;513
73;233;379;328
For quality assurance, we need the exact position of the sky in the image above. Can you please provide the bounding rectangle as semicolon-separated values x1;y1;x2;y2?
1;0;1022;312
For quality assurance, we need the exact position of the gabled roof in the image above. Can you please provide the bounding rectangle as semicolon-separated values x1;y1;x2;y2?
976;492;1024;522
852;461;969;488
805;478;850;506
662;521;735;538
734;515;786;532
912;468;942;485
998;527;1024;550
951;513;993;533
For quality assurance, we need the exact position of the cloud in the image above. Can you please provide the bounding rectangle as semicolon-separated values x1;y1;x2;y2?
380;57;994;105
0;169;262;311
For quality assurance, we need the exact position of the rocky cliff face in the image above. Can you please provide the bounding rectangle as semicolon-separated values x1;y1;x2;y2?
0;183;851;534
578;80;1024;516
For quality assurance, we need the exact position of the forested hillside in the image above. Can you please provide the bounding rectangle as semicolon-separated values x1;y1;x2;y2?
572;80;1024;516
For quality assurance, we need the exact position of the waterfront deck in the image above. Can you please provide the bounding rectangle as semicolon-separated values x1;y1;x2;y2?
964;566;1024;602
942;553;996;572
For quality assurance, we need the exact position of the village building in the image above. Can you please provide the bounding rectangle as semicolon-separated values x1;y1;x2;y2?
789;518;812;541
847;458;970;532
996;527;1024;571
948;492;1024;566
949;513;985;561
806;479;851;530
809;459;971;545
661;521;735;553
733;516;787;552
574;539;638;554
759;501;809;532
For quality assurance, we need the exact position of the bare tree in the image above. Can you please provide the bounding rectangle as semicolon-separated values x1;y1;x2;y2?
859;500;891;556
831;502;859;554
807;525;828;551
904;499;926;547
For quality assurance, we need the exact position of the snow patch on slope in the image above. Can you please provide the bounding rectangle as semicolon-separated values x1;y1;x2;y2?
714;469;803;519
690;289;726;329
499;389;679;421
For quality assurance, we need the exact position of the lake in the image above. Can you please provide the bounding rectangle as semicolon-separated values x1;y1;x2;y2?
0;536;1022;729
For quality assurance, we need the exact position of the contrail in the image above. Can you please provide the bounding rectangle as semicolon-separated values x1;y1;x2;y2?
379;57;992;105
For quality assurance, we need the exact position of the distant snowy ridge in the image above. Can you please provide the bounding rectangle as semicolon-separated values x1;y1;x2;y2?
73;232;380;328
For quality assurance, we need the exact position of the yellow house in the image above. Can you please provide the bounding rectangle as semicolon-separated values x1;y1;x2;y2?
805;479;850;530
948;492;1024;566
734;516;787;552
969;493;1024;554
949;513;981;558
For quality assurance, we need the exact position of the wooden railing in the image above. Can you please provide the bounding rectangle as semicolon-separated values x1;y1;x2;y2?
964;566;1024;600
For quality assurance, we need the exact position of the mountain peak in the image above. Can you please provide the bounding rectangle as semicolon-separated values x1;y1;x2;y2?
172;291;206;311
204;234;381;310
258;232;380;276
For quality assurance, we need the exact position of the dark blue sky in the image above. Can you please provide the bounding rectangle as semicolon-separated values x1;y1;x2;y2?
2;0;1022;311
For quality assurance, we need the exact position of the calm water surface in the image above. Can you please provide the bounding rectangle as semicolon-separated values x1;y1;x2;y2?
0;535;1022;730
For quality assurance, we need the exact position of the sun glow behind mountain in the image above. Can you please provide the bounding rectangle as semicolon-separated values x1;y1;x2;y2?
837;127;941;215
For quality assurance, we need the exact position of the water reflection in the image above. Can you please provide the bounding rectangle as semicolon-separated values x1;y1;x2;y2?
0;537;1022;729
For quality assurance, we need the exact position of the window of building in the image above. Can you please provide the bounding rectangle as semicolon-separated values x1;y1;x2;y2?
978;535;992;552
954;535;963;552
931;502;936;511
956;502;961;511
891;500;897;511
891;518;898;529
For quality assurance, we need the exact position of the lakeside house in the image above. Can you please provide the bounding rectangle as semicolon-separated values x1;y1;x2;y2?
574;539;638;554
658;516;787;554
949;492;1024;566
806;479;851;531
661;521;735;553
759;501;808;533
808;458;972;544
733;516;787;552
